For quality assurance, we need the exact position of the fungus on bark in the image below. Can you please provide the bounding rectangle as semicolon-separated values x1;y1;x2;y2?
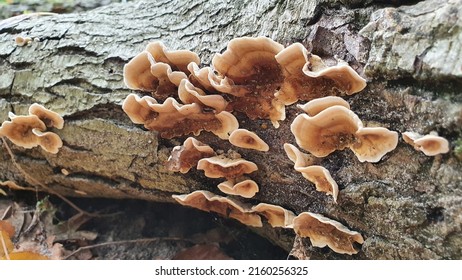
217;178;259;198
210;36;286;127
197;155;258;179
297;96;350;117
402;132;450;156
228;129;269;152
122;94;238;139
284;144;338;202
275;43;366;105
178;79;228;112
31;129;63;154
28;103;64;129
172;190;262;227
0;114;46;149
252;203;296;228
165;137;216;173
291;105;398;162
293;212;364;255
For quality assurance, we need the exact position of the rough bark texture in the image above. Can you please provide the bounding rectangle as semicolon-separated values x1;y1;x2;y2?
0;0;461;259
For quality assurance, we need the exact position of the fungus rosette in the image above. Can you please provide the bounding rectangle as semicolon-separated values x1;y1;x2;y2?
275;43;366;105
210;37;286;127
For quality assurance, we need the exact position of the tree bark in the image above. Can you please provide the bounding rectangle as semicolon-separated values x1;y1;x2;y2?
0;0;461;259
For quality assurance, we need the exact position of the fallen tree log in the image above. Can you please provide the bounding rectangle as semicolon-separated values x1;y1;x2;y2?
0;0;461;259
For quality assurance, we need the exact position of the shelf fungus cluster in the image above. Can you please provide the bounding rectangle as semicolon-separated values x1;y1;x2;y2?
122;38;370;256
0;103;64;154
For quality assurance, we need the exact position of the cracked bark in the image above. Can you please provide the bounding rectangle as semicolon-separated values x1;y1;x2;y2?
0;0;461;259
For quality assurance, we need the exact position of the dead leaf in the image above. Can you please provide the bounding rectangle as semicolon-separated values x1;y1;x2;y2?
6;251;49;260
0;230;14;258
0;220;15;238
172;244;233;260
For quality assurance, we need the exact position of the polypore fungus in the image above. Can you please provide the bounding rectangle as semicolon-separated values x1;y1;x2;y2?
402;132;450;156
291;105;398;162
0;114;46;149
292;212;364;255
178;79;228;112
31;129;63;154
28;103;64;129
291;106;363;157
172;190;262;227
197;155;258;179
228;129;269;152
284;144;338;202
122;94;238;139
210;36;286;127
297;96;350;117
275;43;366;105
166;137;216;173
252;203;295;228
217;178;259;198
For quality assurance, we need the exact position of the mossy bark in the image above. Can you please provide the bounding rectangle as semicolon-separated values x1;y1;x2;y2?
0;0;461;259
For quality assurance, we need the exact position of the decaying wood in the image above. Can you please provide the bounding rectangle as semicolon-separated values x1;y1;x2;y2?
0;0;461;259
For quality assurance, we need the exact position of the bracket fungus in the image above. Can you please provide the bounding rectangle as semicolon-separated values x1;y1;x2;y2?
228;129;269;152
217;178;259;198
293;212;364;255
275;43;366;105
291;105;398;162
252;203;295;228
178;79;228;112
210;36;286;127
297;96;350;117
197;155;258;179
122;94;238;139
28;103;64;129
172;190;262;227
284;144;338;202
166;137;216;173
0;111;63;154
402;131;450;156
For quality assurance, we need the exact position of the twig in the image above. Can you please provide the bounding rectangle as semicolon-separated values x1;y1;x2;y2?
1;137;104;218
63;237;194;259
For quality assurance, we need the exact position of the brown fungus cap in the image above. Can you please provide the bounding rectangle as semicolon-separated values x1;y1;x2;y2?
123;51;187;99
228;129;269;152
297;96;350;117
197;155;258;179
283;143;315;169
217;178;259;198
402;132;450;156
178;79;228;112
275;43;366;105
211;37;286;127
187;62;218;93
172;190;262;227
352;127;398;162
122;94;238;139
252;203;296;228
31;129;63;154
145;41;200;74
283;144;338;202
166;137;216;173
290;106;363;157
28;103;64;129
295;166;339;203
0;114;46;149
293;212;364;255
